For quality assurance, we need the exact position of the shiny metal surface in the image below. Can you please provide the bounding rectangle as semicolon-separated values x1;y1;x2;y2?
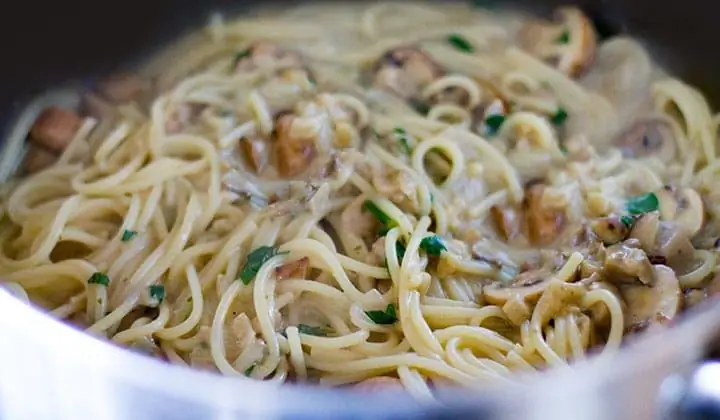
2;287;720;419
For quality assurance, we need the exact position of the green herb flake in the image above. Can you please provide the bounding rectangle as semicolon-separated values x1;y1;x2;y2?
239;246;286;284
395;241;406;263
551;108;568;126
620;215;635;228
420;235;447;256
244;365;255;377
484;114;506;135
626;193;659;215
447;33;475;53
408;99;430;115
121;229;137;242
393;127;412;154
88;272;109;286
365;304;398;325
232;49;251;67
297;324;328;336
556;30;571;44
363;200;395;228
149;285;166;304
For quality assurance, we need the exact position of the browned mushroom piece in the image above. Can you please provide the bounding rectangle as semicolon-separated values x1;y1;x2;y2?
590;215;630;245
532;280;586;325
373;47;444;100
275;114;317;177
353;376;403;391
603;240;655;285
523;184;566;246
655;186;704;237
240;136;269;174
97;73;151;103
614;118;677;163
22;145;57;174
484;268;553;305
519;7;597;77
491;205;522;241
29;107;83;152
234;42;304;73
620;265;681;332
275;257;310;280
629;212;696;275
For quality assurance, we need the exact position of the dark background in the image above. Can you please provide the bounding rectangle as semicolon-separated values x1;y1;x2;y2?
0;0;718;120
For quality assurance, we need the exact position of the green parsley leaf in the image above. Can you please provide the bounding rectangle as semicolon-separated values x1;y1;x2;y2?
551;108;568;126
239;246;285;284
394;127;412;154
232;49;251;67
149;285;166;304
420;235;447;256
484;114;506;135
408;99;430;115
244;365;255;376
626;193;659;215
121;229;137;242
297;324;328;336
556;31;571;44
365;304;398;325
395;241;406;263
447;33;474;53
620;215;635;228
363;200;395;228
88;272;109;286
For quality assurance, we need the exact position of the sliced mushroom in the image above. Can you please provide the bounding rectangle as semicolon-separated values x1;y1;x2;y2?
353;376;403;391
523;184;566;246
629;211;660;252
603;240;655;285
532;280;586;326
651;221;695;274
275;257;310;280
97;73;151;103
491;205;522;242
620;265;681;332
655;186;704;236
275;114;316;177
29;107;83;152
519;7;597;77
373;47;444;100
614;118;676;162
240;136;269;174
372;168;420;214
235;42;304;73
590;215;630;245
22;145;57;174
484;268;553;305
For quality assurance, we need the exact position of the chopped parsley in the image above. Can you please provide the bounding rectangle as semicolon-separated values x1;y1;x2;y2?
363;200;396;229
239;246;286;284
556;30;571;44
620;215;636;228
395;241;407;263
88;272;109;286
420;235;447;256
365;304;398;325
244;365;255;377
551;108;568;126
149;285;166;304
121;229;137;242
297;324;328;336
408;99;430;115
484;114;506;135
626;193;659;215
394;127;412;154
232;49;251;67
448;33;474;53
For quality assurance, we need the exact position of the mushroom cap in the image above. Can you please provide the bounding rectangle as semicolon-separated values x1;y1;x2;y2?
615;118;677;162
656;187;704;237
620;265;681;332
373;47;444;99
